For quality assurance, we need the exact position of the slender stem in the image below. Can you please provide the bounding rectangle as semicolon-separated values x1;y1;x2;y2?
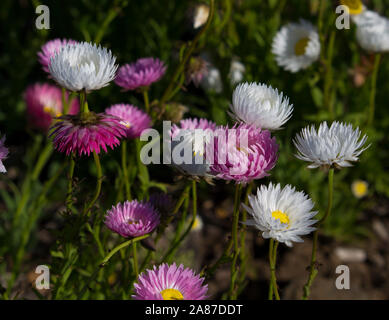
324;30;336;119
142;89;150;114
139;182;191;272
121;140;131;200
228;184;242;299
84;152;103;215
238;182;253;286
367;53;381;127
132;242;139;277
302;168;334;300
317;0;326;61
203;183;241;279
78;234;149;299
269;239;280;300
66;156;76;212
62;87;68;114
159;0;215;116
101;234;150;267
162;180;196;263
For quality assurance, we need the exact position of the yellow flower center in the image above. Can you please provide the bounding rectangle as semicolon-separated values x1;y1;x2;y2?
340;0;363;15
272;210;290;226
120;120;131;128
43;105;62;117
160;288;184;300
294;37;309;56
352;180;368;198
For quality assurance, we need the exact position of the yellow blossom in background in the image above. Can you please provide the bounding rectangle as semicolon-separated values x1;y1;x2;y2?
340;0;364;15
351;180;368;198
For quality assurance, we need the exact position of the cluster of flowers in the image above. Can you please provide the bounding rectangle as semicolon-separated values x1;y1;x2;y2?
1;0;373;299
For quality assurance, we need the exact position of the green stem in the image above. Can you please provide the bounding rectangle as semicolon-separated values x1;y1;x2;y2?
228;184;242;299
101;234;150;267
158;0;215;116
121;140;131;200
302;167;334;300
78;234;149;299
84;152;103;215
62;87;68;114
238;182;253;288
162;180;197;263
367;53;381;127
324;30;336;119
142;89;150;114
132;242;139;277
268;239;280;300
66;156;76;212
139;182;191;272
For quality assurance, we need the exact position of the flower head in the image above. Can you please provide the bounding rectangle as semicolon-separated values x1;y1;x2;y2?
243;183;318;247
228;59;245;85
133;263;208;300
24;83;79;132
115;58;166;91
0;134;9;173
209;124;278;184
230;82;293;131
340;0;364;15
351;180;368;199
193;4;210;29
353;10;389;53
105;200;160;238
49;112;126;156
105;104;151;139
38;38;77;73
170;118;217;177
294;121;369;169
272;19;320;73
185;57;209;87
49;42;117;92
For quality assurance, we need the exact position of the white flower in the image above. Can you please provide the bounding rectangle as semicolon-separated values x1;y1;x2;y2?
48;42;118;92
229;82;293;131
243;183;318;247
272;19;320;73
294;121;369;169
228;59;245;85
201;66;222;93
353;10;389;52
193;4;210;29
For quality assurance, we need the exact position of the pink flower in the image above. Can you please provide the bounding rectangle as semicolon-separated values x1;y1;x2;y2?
209;124;278;184
133;263;208;300
105;104;151;139
24;83;79;132
37;38;77;73
0;134;9;173
49;112;126;156
115;58;166;91
105;200;160;238
171;118;217;138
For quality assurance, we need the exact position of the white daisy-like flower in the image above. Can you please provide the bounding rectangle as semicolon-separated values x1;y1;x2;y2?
351;180;368;199
201;66;222;93
229;82;293;131
243;183;318;247
294;121;369;169
228;59;245;85
48;42;117;92
272;19;320;73
353;10;389;53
